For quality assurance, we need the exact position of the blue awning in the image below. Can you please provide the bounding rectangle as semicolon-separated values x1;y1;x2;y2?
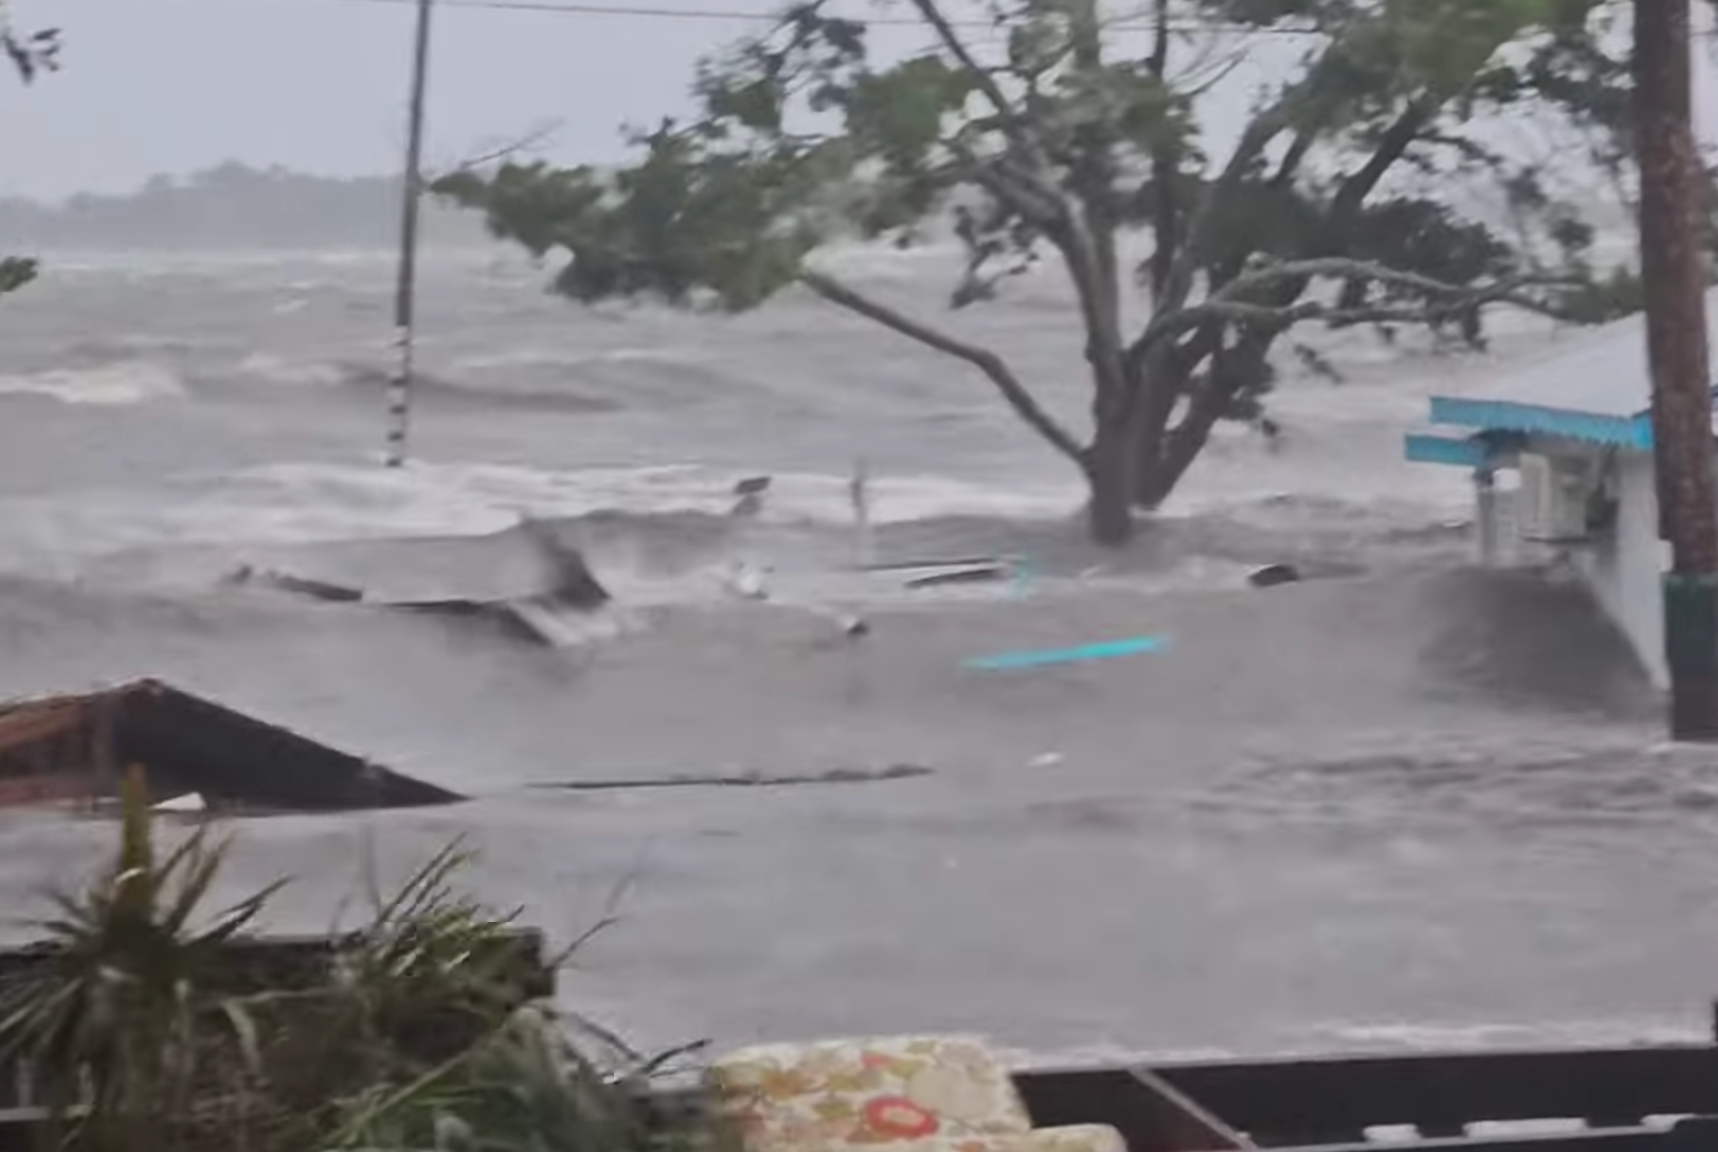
1403;432;1491;468
1425;396;1652;450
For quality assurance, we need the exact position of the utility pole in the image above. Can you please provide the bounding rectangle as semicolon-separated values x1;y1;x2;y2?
385;0;433;468
1635;0;1718;739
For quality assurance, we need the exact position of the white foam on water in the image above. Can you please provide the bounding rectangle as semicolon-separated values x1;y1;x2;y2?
449;346;700;373
0;360;186;405
234;353;352;388
1308;1017;1706;1050
0;460;1086;571
195;461;1080;536
995;1014;1707;1072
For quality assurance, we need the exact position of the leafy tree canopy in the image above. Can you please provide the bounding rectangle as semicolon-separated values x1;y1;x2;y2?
441;0;1667;543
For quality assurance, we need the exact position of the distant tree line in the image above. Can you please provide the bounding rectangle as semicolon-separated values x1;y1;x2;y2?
0;162;490;250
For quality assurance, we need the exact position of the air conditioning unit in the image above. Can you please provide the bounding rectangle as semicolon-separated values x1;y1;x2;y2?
1516;452;1597;543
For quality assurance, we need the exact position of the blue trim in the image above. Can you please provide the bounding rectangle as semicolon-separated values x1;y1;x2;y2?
1404;433;1489;468
1426;396;1652;449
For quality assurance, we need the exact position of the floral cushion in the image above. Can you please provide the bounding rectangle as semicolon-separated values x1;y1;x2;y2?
1008;1125;1128;1152
708;1035;1036;1152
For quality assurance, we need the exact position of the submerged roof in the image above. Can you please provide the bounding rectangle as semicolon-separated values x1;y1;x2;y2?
1423;288;1718;449
0;679;462;812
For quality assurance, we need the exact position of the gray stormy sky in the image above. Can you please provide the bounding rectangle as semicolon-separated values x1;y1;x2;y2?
0;0;1303;201
1;0;1712;203
1;0;750;198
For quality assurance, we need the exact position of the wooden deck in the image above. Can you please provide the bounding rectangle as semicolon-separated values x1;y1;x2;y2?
1012;1043;1718;1150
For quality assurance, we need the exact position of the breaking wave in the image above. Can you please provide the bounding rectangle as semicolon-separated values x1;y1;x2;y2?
0;360;187;405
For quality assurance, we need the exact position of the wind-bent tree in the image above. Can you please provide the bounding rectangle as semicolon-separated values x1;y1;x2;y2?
1;16;60;300
441;0;1638;544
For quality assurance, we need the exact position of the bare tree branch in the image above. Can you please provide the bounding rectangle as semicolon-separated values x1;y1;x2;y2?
426;120;565;186
908;0;1122;353
799;270;1087;465
907;0;1040;164
1130;259;1564;357
1143;0;1179;302
1326;98;1434;226
1153;92;1299;312
1270;127;1317;188
952;148;1063;225
1216;256;1540;304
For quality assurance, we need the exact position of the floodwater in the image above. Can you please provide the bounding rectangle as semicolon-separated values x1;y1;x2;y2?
0;242;1711;1065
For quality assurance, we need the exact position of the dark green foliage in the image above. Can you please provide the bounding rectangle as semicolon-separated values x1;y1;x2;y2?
0;768;285;1151
441;0;1647;541
3;18;59;302
2;23;58;83
0;784;704;1152
0;257;37;296
327;1008;716;1152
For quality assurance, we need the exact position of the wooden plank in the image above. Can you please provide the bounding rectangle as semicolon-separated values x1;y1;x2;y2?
1148;1048;1718;1146
1013;1066;1251;1152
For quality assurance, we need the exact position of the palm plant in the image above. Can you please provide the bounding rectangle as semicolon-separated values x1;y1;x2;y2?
250;838;546;1126
326;1005;716;1152
340;838;541;1061
0;766;284;1150
0;783;717;1152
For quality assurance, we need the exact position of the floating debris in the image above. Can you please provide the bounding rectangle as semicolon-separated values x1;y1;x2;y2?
221;565;363;603
731;475;771;517
223;521;615;649
530;763;933;791
1248;563;1302;588
964;636;1167;671
863;556;1010;589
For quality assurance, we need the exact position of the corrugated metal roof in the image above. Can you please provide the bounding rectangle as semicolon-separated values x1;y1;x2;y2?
1421;288;1718;448
1425;397;1651;448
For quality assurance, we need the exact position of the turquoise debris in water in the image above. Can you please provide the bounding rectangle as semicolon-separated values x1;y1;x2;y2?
964;636;1167;671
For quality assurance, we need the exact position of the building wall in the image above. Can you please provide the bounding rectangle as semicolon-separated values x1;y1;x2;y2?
1568;450;1668;687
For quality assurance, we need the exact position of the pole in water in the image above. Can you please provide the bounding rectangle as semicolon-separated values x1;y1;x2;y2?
385;0;434;469
850;456;873;569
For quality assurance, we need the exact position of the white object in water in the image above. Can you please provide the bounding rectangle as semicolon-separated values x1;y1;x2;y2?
730;561;771;600
506;599;603;648
153;792;207;813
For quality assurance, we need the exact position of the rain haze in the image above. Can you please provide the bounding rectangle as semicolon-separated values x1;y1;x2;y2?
3;0;1718;1084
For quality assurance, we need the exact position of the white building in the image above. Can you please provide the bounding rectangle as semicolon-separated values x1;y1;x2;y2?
1405;292;1718;690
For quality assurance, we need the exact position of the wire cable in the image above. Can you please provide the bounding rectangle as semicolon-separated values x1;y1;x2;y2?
289;0;1325;34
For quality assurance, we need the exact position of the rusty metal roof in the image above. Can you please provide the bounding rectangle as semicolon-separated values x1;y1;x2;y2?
0;678;460;813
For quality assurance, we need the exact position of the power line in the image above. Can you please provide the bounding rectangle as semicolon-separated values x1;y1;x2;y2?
306;0;1324;33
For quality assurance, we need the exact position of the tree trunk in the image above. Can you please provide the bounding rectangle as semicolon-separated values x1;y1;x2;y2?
1635;0;1718;740
1134;451;1182;511
1084;418;1135;546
